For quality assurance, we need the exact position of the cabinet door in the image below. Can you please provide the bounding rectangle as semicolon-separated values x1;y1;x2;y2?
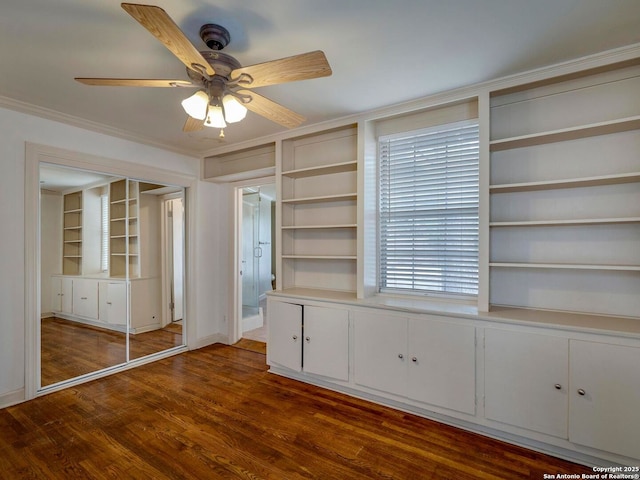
303;305;349;381
569;340;640;459
485;329;568;438
51;277;62;312
407;318;476;415
267;301;302;372
72;279;98;319
99;281;127;326
61;277;73;314
353;311;407;395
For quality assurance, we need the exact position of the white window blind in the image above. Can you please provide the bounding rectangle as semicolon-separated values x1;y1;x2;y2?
101;194;109;273
379;120;479;297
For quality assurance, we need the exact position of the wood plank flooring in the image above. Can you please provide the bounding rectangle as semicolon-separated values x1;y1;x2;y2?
1;344;593;479
41;317;183;386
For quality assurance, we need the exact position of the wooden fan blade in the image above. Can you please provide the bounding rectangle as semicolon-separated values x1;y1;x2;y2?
183;116;204;132
236;89;305;128
121;3;215;76
75;78;195;87
231;51;331;88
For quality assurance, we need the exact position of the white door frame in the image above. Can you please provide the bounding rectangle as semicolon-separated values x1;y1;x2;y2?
228;176;274;345
160;193;184;328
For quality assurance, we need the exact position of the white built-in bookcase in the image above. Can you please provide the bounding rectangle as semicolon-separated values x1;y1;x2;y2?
488;61;640;318
109;178;140;278
279;125;358;295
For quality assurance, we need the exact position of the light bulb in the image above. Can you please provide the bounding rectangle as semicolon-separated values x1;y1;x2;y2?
222;95;247;123
204;105;227;129
181;91;209;120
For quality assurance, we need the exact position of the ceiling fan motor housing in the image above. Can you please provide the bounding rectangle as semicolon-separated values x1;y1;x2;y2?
200;24;231;51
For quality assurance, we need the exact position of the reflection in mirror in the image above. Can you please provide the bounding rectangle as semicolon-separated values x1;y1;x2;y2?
39;163;186;388
128;181;185;361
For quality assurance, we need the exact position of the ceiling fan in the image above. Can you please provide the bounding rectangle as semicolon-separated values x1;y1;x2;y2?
75;3;332;135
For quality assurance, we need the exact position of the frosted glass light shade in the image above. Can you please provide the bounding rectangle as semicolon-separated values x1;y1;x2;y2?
205;105;227;128
222;95;247;123
181;91;209;120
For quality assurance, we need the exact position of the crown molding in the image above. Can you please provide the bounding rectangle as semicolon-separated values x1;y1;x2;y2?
0;95;200;159
201;42;640;158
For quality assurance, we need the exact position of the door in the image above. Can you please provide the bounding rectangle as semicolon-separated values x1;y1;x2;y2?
267;300;302;371
99;281;127;326
72;279;98;319
60;277;73;314
353;311;407;395
51;277;62;312
166;197;184;322
407;317;476;415
485;329;568;438
569;340;640;459
303;305;349;381
242;191;260;311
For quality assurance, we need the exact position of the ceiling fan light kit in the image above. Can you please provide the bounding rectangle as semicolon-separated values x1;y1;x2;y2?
74;3;332;135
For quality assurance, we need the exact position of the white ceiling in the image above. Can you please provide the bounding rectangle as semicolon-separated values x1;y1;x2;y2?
1;1;639;157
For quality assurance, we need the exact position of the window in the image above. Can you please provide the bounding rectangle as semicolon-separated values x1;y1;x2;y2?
378;120;479;297
101;193;109;273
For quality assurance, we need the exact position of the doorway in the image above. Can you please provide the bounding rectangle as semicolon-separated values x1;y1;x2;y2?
239;184;275;343
163;196;184;327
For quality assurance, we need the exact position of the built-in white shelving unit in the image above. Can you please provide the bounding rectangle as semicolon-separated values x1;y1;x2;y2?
109;179;139;278
489;61;640;318
279;125;358;295
62;191;83;275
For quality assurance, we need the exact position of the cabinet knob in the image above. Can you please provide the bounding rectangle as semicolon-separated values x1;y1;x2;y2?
411;357;418;363
554;384;562;390
577;388;586;396
81;297;88;300
305;336;310;342
292;335;298;341
106;302;112;305
398;354;404;359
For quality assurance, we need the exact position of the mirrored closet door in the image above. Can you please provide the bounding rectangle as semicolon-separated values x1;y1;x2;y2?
39;163;186;388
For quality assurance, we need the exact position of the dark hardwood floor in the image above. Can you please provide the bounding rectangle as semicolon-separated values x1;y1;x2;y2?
41;317;183;386
2;344;593;479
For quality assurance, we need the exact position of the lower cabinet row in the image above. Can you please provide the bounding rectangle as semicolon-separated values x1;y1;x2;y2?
50;275;162;333
267;298;640;463
51;276;127;328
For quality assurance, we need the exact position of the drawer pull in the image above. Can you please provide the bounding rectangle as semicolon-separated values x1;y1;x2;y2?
411;357;418;363
577;389;586;396
292;335;298;341
554;384;562;390
81;297;88;300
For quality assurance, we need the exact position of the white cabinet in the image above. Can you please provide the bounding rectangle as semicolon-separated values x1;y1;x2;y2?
569;340;640;460
485;329;640;460
407;317;476;415
268;300;302;372
51;276;73;314
267;300;349;381
353;310;407;394
302;305;349;381
98;281;127;327
484;329;569;438
71;278;99;319
354;310;476;415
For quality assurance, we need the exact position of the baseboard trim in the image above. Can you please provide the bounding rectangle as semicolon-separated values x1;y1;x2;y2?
0;388;25;409
190;333;229;350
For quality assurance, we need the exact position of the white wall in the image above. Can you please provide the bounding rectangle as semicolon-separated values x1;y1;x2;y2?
0;105;229;405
